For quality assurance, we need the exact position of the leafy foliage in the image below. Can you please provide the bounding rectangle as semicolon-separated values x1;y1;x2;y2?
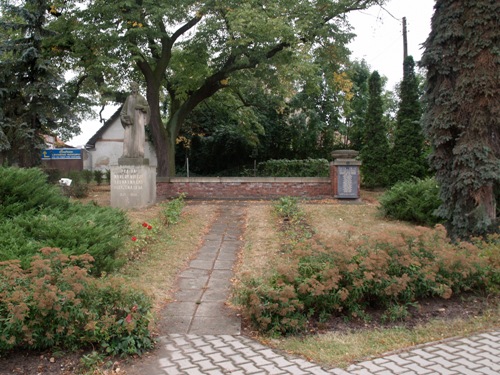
248;159;330;177
45;0;387;176
160;194;186;226
420;0;499;239
0;248;153;355
379;177;442;226
237;201;497;335
0;167;129;274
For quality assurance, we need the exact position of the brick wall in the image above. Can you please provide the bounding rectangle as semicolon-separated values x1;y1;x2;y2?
157;176;335;200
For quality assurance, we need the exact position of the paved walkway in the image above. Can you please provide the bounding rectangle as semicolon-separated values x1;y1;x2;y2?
125;203;500;375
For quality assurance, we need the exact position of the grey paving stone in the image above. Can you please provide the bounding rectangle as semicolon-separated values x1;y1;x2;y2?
120;203;500;375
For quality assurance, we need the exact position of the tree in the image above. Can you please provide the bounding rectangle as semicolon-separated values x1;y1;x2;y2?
345;59;370;151
388;56;427;184
50;0;386;176
0;0;79;166
360;70;390;188
421;0;499;239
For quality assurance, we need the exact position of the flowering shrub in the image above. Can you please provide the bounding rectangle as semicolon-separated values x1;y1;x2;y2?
127;221;159;261
236;199;498;335
0;248;153;355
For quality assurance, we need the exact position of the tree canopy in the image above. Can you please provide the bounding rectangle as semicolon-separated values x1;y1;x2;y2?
43;0;386;176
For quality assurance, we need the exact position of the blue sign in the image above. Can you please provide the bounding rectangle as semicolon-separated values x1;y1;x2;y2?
41;148;81;160
41;149;53;160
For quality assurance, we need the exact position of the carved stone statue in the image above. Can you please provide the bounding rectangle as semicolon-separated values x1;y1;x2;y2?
120;82;150;158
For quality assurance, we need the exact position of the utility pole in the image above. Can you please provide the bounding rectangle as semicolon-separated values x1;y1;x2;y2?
402;17;408;77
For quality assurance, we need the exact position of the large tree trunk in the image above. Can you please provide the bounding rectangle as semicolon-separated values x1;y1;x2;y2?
145;86;170;177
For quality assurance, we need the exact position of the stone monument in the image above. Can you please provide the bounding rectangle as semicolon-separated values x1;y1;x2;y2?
110;82;156;209
330;150;361;199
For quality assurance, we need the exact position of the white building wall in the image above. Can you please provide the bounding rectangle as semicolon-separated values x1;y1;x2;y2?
85;116;157;172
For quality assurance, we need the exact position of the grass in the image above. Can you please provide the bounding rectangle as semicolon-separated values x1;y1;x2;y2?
80;188;499;368
119;203;219;318
233;195;500;367
270;311;500;368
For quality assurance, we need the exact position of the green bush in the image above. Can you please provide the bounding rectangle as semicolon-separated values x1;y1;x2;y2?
246;159;329;177
379;177;442;226
104;169;111;184
0;167;70;218
94;170;104;185
61;171;89;198
0;248;153;355
81;170;94;184
160;194;185;226
0;167;129;275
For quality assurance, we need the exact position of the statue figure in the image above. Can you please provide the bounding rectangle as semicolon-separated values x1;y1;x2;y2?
120;82;150;158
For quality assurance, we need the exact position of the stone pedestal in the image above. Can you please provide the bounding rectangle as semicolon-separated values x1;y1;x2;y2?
330;150;361;199
111;158;156;209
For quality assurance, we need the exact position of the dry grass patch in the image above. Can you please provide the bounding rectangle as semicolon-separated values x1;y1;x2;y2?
271;308;500;368
234;203;281;282
119;202;218;319
237;195;500;366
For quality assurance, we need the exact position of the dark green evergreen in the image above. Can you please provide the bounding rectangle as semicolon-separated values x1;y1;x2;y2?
346;60;370;151
0;0;78;167
360;71;390;188
389;56;427;184
420;0;499;239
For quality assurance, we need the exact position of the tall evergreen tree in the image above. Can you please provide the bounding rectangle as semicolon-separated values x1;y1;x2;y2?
389;56;427;184
360;70;390;188
345;59;370;151
421;0;499;239
0;0;78;166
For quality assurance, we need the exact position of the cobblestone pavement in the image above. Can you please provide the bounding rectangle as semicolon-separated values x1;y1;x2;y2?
124;203;500;375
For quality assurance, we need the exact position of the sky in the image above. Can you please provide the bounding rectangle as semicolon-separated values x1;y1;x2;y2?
347;0;435;88
67;0;436;147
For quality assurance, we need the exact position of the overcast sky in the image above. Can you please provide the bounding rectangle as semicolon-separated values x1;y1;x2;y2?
68;0;436;147
347;0;435;89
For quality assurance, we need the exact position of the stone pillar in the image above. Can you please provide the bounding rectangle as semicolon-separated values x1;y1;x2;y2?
330;150;361;199
111;158;156;209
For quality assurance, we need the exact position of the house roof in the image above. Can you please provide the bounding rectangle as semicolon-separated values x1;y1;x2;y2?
85;107;122;149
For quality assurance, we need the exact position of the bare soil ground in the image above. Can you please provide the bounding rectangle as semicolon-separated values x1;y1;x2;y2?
1;187;497;374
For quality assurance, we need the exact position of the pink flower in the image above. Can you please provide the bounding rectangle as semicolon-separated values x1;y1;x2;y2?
125;314;132;323
131;305;138;312
131;236;137;242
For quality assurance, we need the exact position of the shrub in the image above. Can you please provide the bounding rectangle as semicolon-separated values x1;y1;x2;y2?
246;159;329;177
0;167;70;218
0;167;129;275
61;171;89;198
81;170;94;184
0;248;153;355
160;194;185;226
379;177;442;226
237;201;497;335
94;170;104;185
104;169;111;184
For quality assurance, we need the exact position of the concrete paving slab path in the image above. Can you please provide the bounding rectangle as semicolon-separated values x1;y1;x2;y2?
124;202;500;375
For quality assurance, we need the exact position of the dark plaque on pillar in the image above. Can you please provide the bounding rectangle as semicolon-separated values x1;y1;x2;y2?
331;150;361;200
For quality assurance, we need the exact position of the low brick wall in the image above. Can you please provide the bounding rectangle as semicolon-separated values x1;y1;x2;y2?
157;177;334;200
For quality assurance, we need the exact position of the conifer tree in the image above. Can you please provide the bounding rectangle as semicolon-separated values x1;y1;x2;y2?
421;0;499;239
0;0;77;166
360;71;390;188
389;56;427;184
